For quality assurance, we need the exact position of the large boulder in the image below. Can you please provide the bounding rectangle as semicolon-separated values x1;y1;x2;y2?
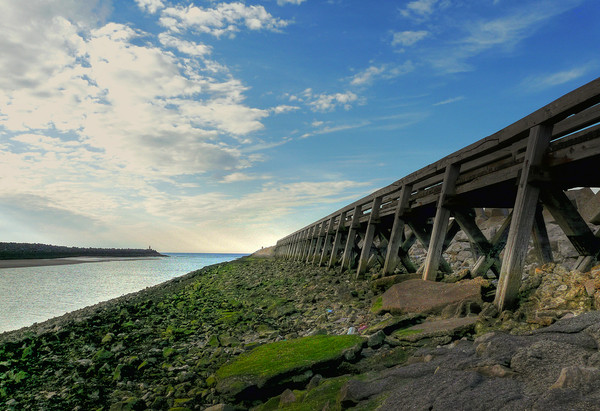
380;278;483;315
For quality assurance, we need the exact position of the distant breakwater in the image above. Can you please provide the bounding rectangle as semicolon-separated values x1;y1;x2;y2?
0;242;165;260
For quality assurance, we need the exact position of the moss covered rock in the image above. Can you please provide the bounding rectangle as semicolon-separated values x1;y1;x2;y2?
215;335;364;400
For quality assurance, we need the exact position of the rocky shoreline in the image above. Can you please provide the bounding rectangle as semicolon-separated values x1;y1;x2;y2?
2;254;600;410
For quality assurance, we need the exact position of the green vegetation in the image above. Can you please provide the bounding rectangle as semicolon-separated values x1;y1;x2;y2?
0;241;164;259
370;296;383;314
393;328;423;337
216;335;364;380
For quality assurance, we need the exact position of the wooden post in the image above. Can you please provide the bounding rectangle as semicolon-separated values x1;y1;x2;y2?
495;124;553;311
328;211;347;268
531;203;553;264
319;217;335;266
341;205;362;272
357;196;383;278
311;222;326;264
423;164;460;281
383;185;412;275
299;228;312;261
399;230;418;273
453;208;501;274
305;225;318;263
408;219;453;274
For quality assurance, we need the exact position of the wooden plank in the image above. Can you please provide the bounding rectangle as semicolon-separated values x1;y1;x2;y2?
531;203;553;264
357;196;383;278
341;205;362;272
383;185;413;275
423;164;460;281
328;211;347;268
495;124;554;311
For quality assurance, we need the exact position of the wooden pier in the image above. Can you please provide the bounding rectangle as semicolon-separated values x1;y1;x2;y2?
274;77;600;311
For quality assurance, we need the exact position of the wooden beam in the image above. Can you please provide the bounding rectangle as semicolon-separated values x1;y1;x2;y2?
318;217;335;266
495;124;554;311
408;219;453;275
357;196;383;278
531;203;553;264
311;221;327;264
539;186;600;257
328;211;347;268
423;164;460;281
383;185;412;275
305;226;318;263
341;205;362;272
398;231;418;273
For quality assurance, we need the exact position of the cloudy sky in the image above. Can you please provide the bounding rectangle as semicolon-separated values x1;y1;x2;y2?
0;0;598;253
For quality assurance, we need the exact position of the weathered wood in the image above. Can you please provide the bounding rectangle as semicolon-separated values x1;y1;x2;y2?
471;212;512;277
539;187;600;257
452;208;501;274
399;231;418;273
311;221;327;264
328;211;347;268
357;196;383;278
423;164;460;281
318;217;335;266
341;206;362;272
305;225;318;263
408;219;453;274
495;124;554;311
531;203;553;264
383;185;413;275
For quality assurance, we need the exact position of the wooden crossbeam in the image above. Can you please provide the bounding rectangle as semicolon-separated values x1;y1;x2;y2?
539;186;600;257
357;196;383;278
471;212;512;277
423;164;460;281
496;124;553;311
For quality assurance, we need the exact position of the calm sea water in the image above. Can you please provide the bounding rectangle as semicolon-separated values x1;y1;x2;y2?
0;253;246;333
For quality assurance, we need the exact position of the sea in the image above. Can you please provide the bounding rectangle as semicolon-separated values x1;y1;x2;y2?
0;253;247;333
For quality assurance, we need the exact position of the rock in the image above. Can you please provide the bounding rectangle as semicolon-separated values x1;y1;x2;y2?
392;316;478;343
215;335;364;400
203;404;237;411
367;331;386;348
371;273;421;292
380;279;483;315
279;388;297;406
550;366;600;390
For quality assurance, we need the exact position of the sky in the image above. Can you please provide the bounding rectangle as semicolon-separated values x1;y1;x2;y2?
0;0;599;253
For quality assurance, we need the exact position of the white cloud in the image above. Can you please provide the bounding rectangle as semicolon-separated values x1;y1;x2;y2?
392;30;429;47
135;0;164;14
309;91;359;112
160;2;289;38
433;96;465;106
429;1;584;73
271;105;300;114
277;0;307;5
522;66;592;91
350;62;414;86
158;33;211;56
401;0;445;21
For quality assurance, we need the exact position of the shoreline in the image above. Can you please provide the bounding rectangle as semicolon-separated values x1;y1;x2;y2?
0;256;163;269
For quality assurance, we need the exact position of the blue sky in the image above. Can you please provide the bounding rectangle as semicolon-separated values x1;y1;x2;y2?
0;0;598;253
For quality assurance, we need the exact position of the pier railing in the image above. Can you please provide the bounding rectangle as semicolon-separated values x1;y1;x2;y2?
274;77;600;310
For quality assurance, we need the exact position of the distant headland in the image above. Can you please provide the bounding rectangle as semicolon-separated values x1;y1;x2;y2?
0;242;165;260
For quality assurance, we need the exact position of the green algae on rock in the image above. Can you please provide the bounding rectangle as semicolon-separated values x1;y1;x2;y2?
215;335;364;400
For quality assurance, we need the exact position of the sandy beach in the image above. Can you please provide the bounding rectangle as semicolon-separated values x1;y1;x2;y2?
0;256;160;269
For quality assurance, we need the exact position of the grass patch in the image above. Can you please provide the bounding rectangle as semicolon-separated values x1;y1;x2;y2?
370;297;383;314
216;335;363;381
393;328;423;337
